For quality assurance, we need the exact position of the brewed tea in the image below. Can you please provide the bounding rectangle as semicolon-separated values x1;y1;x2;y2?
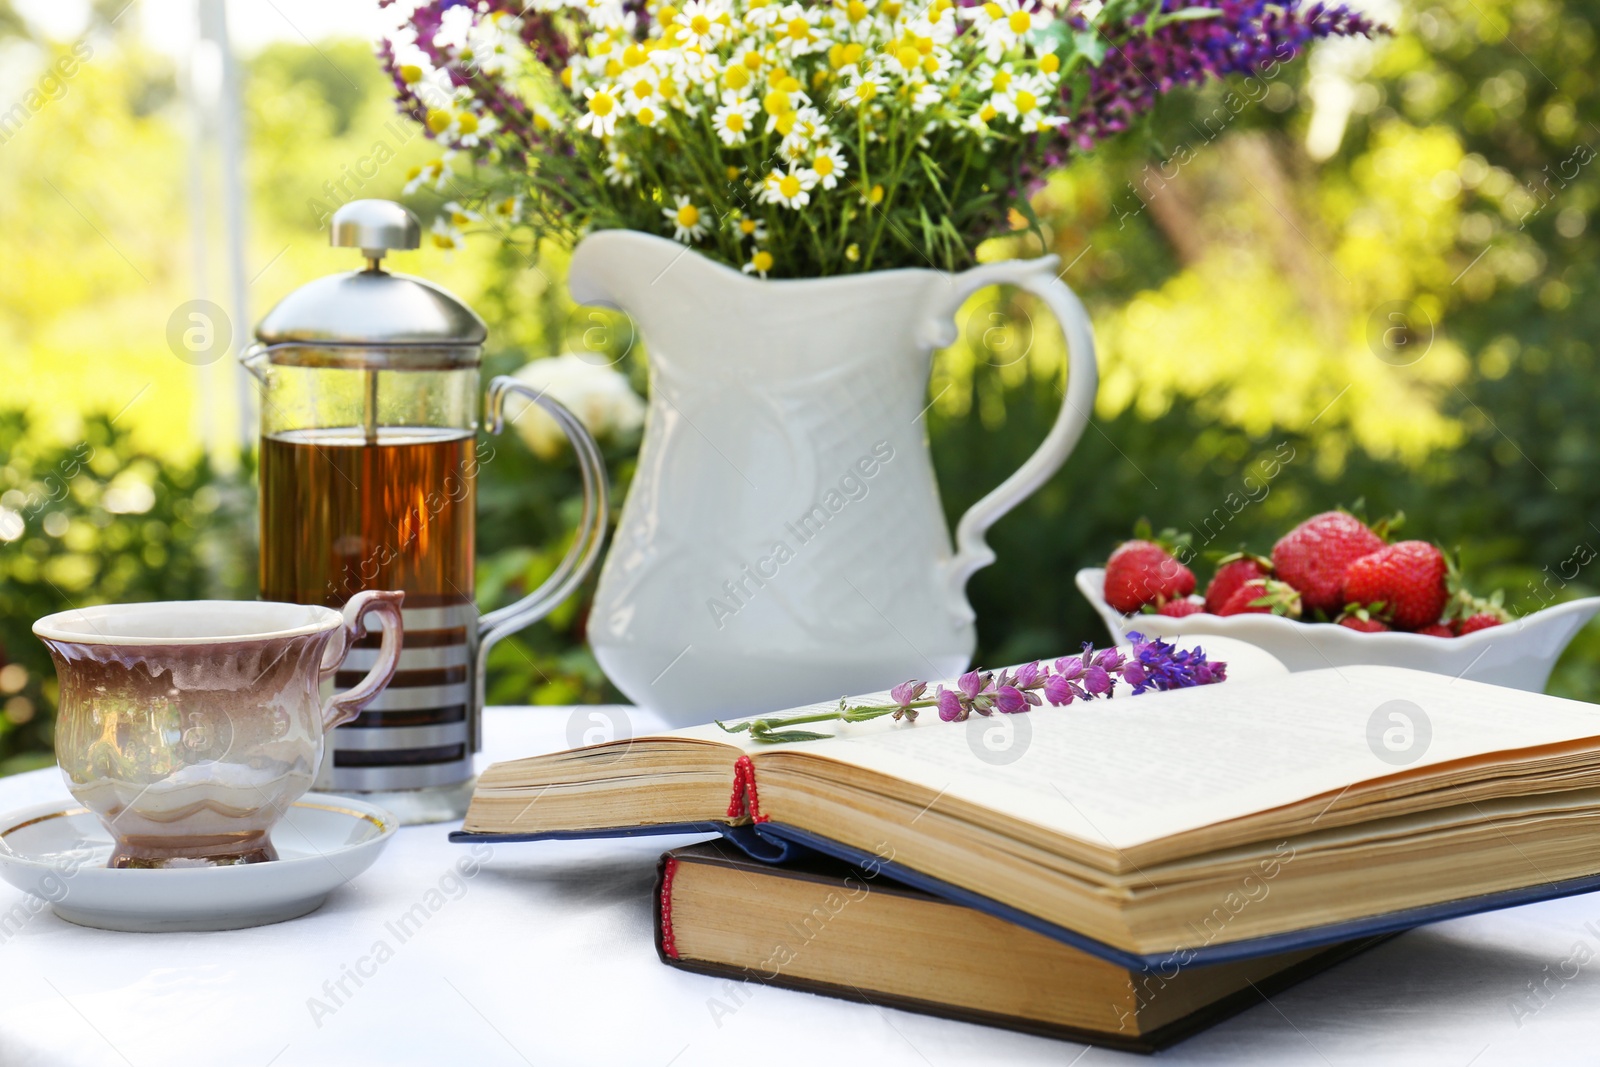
260;427;477;609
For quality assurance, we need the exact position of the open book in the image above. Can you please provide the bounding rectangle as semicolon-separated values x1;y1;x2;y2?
658;841;1384;1051
458;638;1600;965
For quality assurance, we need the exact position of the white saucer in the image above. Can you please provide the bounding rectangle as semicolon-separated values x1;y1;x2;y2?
0;793;397;932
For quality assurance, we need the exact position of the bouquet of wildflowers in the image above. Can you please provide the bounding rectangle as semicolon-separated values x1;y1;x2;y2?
380;0;1380;277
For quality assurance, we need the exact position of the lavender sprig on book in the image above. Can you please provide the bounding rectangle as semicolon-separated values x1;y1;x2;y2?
717;633;1227;744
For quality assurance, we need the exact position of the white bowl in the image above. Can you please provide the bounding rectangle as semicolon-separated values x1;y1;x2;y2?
1076;568;1600;693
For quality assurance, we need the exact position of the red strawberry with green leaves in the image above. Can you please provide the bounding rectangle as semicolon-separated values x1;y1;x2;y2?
1272;511;1386;616
1156;598;1207;618
1337;602;1391;632
1218;578;1302;617
1444;579;1512;635
1342;541;1449;631
1204;553;1272;614
1104;528;1195;614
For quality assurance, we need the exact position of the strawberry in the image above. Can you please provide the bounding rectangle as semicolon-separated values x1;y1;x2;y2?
1218;578;1303;618
1417;623;1455;638
1456;613;1504;635
1336;602;1390;632
1157;598;1207;617
1104;540;1195;614
1342;541;1448;631
1272;512;1386;616
1204;553;1272;614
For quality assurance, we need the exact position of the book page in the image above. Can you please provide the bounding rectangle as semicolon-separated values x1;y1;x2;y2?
764;665;1600;851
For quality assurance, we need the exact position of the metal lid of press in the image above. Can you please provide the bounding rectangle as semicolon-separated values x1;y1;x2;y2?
253;200;487;361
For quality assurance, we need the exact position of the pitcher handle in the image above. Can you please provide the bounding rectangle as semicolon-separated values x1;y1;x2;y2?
927;255;1099;623
477;377;610;737
319;590;406;731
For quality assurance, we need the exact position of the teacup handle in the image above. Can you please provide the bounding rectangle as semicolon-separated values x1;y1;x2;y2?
319;590;406;731
922;255;1099;624
478;377;610;727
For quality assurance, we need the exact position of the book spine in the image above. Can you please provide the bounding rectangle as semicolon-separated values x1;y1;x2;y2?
726;754;769;824
659;854;680;960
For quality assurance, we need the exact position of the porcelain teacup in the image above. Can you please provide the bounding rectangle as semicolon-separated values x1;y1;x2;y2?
33;593;403;868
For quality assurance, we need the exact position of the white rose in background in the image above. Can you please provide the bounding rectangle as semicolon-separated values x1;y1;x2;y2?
502;353;645;458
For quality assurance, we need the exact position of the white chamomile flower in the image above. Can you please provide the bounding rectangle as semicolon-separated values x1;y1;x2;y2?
677;47;721;86
577;83;622;137
677;0;731;47
995;72;1060;131
743;0;781;29
580;0;634;31
663;194;708;242
909;81;942;111
743;249;775;277
838;69;887;109
404;153;456;195
713;93;759;145
779;106;826;158
423;101;494;148
530;103;562;135
810;144;847;189
430;214;466;251
760;166;817;210
466;11;527;76
737;216;769;242
774;3;824;55
968;0;1048;59
489;194;524;223
604;150;637;187
980;62;1017;94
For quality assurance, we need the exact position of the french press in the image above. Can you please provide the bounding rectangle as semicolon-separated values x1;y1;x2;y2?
244;199;608;824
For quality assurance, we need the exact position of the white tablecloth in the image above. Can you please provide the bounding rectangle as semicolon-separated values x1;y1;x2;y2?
3;706;1598;1066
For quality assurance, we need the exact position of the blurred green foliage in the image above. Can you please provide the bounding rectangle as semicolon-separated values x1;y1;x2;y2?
4;0;1600;773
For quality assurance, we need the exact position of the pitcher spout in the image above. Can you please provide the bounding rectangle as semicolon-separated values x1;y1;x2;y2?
567;230;730;315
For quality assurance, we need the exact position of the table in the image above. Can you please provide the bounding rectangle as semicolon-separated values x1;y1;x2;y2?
3;707;1598;1067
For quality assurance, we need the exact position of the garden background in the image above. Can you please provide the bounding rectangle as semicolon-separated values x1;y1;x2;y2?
2;0;1596;774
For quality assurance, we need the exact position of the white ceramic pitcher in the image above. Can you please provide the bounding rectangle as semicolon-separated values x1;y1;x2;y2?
570;230;1098;724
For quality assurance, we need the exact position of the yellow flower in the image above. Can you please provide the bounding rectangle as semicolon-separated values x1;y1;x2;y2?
743;249;775;277
399;64;423;84
663;194;709;242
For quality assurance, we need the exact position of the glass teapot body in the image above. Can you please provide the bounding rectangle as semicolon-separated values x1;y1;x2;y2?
255;350;485;611
245;201;607;824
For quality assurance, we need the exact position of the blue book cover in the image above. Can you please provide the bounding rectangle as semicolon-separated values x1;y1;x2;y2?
450;818;1600;971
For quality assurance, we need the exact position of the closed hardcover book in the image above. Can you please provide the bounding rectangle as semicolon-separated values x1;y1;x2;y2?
654;842;1383;1052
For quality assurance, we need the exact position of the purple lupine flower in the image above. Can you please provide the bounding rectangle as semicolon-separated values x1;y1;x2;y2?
936;686;967;722
891;680;928;708
1083;665;1113;696
1020;0;1386;189
957;670;989;699
1094;647;1127;673
1011;661;1045;688
1043;673;1079;705
995;685;1041;713
1054;655;1086;681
